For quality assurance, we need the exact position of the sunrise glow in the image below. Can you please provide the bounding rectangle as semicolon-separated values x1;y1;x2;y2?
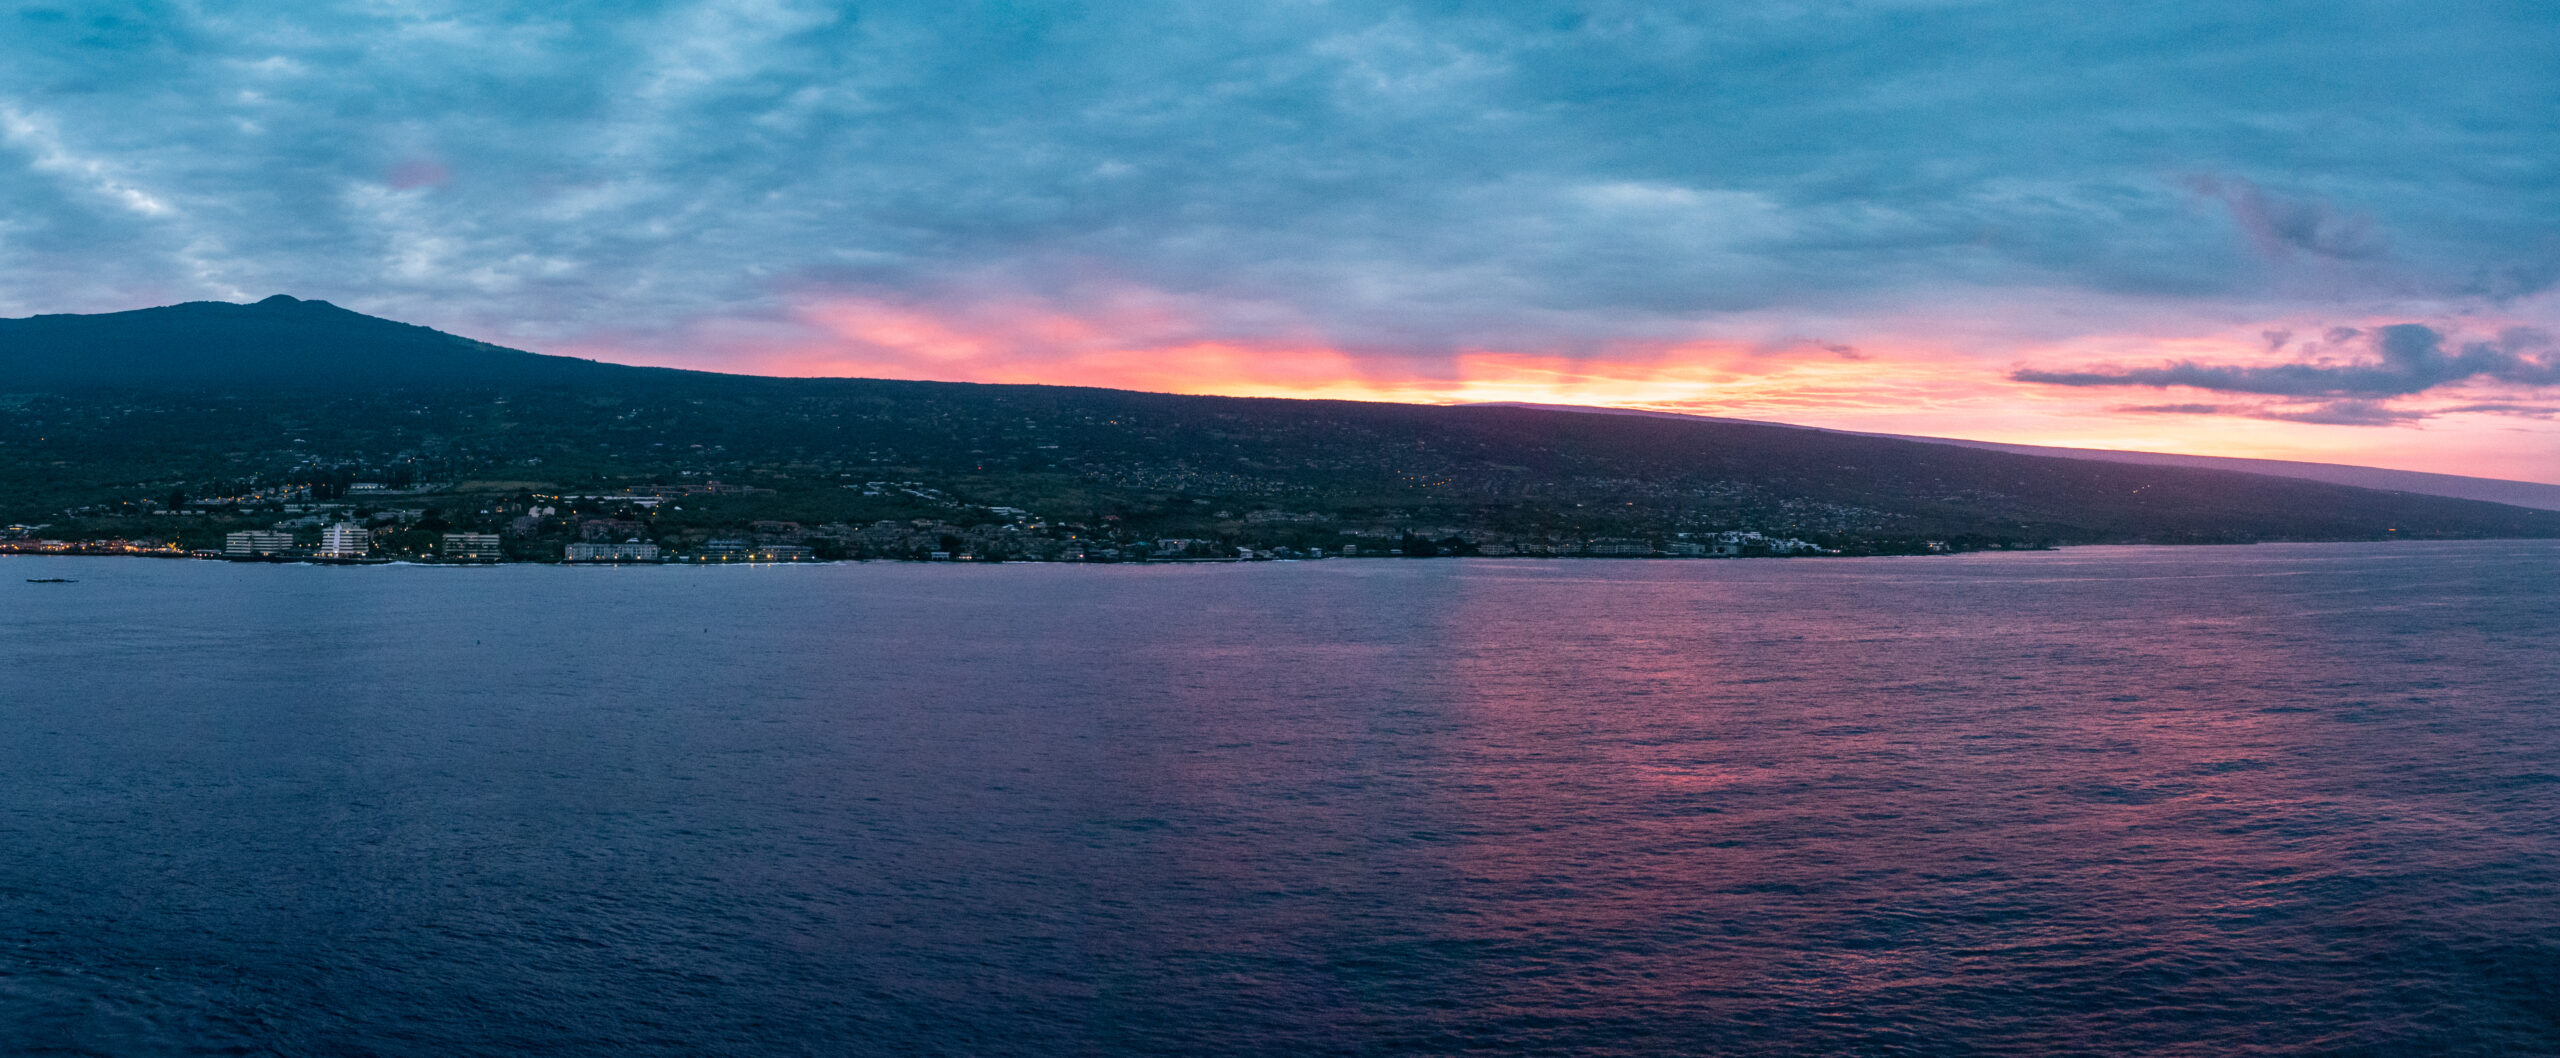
559;290;2560;484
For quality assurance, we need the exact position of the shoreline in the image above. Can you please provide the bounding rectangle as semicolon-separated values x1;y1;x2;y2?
7;537;2547;571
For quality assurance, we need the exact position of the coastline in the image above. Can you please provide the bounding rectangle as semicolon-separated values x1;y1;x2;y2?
9;537;2544;572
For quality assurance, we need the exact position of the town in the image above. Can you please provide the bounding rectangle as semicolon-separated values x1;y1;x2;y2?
1;477;1845;565
11;344;2523;562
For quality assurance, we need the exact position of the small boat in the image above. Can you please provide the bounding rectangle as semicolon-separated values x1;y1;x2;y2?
24;578;75;584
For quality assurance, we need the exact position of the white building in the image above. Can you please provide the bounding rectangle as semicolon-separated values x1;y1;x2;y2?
564;540;661;562
223;530;295;558
442;533;503;561
319;522;371;558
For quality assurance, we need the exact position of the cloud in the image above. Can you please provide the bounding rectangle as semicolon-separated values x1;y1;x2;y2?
386;159;450;190
2113;394;2560;428
2111;397;2432;426
2252;400;2434;427
2116;403;2235;416
0;105;175;218
0;0;2555;487
2441;402;2560;419
0;2;2545;348
2015;324;2560;398
2188;175;2383;261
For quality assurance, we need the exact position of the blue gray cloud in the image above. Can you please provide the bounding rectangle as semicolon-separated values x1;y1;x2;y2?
0;1;2555;360
2026;323;2560;424
2019;324;2560;397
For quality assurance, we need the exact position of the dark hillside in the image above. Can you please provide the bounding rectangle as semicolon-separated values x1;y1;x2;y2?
3;298;2553;551
0;295;657;392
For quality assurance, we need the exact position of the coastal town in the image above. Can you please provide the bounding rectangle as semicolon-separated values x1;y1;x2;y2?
12;337;2509;561
0;477;1842;565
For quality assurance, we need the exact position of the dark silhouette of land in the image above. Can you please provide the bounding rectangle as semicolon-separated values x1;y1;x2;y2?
3;296;2553;557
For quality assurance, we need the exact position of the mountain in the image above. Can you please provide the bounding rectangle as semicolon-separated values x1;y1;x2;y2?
3;297;2555;552
1479;403;2560;512
0;295;650;391
1863;437;2560;512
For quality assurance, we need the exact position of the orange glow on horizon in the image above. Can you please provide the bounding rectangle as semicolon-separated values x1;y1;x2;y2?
554;294;2560;485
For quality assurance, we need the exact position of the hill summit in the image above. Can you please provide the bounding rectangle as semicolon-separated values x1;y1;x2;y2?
0;295;647;392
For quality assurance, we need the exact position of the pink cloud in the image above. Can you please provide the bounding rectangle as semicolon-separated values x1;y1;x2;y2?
387;158;451;190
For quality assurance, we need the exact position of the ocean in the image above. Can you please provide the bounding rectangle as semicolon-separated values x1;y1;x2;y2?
2;542;2555;1055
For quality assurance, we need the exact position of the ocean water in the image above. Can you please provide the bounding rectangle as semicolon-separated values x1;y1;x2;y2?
1;542;2555;1056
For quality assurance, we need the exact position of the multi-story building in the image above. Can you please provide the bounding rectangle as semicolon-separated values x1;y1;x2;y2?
578;518;649;542
442;533;504;562
695;539;751;561
319;522;371;558
564;540;662;562
223;530;295;558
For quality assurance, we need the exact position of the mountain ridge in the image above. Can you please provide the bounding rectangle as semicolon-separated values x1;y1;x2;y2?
3;297;2553;551
1473;403;2560;511
0;294;667;392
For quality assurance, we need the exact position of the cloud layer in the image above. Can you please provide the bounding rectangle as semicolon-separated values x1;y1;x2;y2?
2018;323;2560;396
2;2;2558;470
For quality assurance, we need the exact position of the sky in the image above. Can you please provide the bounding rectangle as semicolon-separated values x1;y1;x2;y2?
3;1;2557;481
